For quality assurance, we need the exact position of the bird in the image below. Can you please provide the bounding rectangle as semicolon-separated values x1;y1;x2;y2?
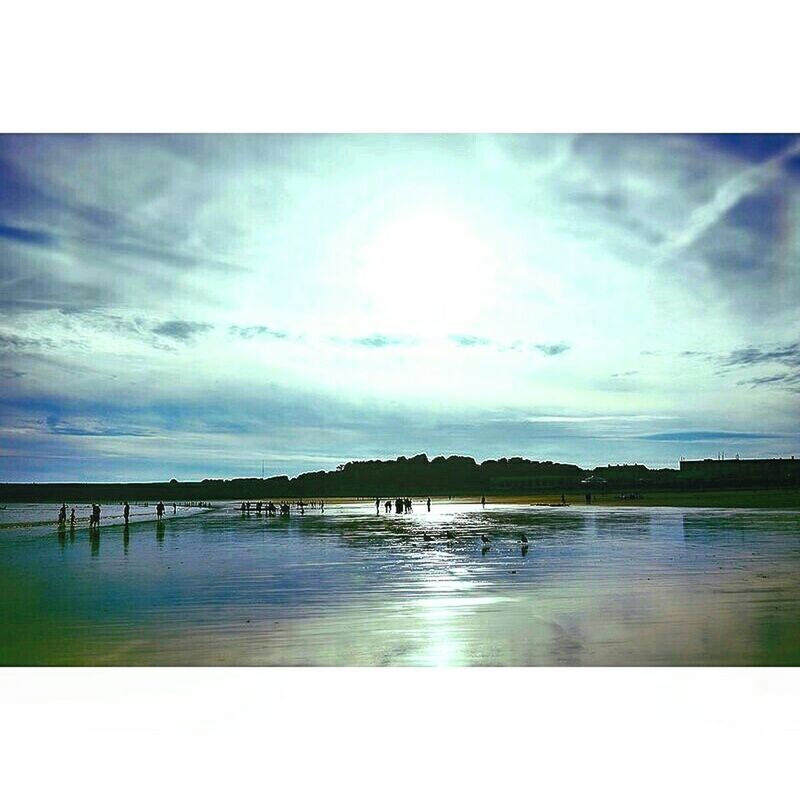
481;534;489;544
520;533;528;544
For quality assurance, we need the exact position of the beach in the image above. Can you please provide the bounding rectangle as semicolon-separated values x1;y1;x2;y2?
2;500;799;666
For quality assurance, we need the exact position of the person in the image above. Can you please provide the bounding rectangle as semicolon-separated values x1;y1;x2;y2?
91;503;101;527
156;501;165;520
481;496;486;508
57;503;67;525
385;500;391;513
376;498;380;515
240;502;246;514
172;502;177;514
69;508;76;527
427;497;431;512
395;497;403;514
123;501;130;524
561;493;566;505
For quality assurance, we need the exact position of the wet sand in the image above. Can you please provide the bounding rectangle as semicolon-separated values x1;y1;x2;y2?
1;502;799;665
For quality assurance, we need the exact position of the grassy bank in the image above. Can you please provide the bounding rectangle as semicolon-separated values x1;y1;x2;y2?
482;489;800;510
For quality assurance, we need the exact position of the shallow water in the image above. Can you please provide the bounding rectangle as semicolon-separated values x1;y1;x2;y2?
1;501;799;665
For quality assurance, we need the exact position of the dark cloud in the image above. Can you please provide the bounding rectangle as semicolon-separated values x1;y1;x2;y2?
722;343;800;369
639;431;783;442
688;134;800;164
151;320;213;341
0;223;56;247
535;342;570;356
230;325;288;340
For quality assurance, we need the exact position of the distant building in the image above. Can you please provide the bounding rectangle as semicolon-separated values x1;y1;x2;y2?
679;456;800;486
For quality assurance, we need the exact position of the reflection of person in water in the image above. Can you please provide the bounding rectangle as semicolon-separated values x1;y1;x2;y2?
156;521;165;544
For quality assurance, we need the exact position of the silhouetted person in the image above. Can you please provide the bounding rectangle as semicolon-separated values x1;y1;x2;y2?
240;502;246;514
123;502;130;524
561;494;566;505
481;496;486;508
91;504;101;528
69;508;76;527
395;498;402;514
376;498;380;514
427;497;431;512
320;499;325;514
58;503;67;525
385;500;391;513
156;501;165;520
172;502;177;514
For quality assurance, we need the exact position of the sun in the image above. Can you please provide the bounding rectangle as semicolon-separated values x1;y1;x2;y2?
357;207;498;337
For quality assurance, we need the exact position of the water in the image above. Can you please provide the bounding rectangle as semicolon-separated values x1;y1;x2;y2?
1;501;799;665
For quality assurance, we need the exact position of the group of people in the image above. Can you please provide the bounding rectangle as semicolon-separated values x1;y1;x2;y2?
56;499;183;529
376;497;432;514
239;500;315;517
57;503;77;527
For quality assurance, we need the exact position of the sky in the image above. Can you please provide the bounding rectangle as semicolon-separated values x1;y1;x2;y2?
1;133;799;482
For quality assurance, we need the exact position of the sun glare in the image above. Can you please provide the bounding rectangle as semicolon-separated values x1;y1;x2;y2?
359;208;497;336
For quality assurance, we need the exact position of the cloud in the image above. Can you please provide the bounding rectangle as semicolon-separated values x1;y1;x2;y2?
535;342;570;356
351;334;405;348
0;332;56;350
652;136;800;266
151;320;213;341
639;431;783;442
230;325;288;340
0;223;56;247
450;334;491;347
722;343;800;369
